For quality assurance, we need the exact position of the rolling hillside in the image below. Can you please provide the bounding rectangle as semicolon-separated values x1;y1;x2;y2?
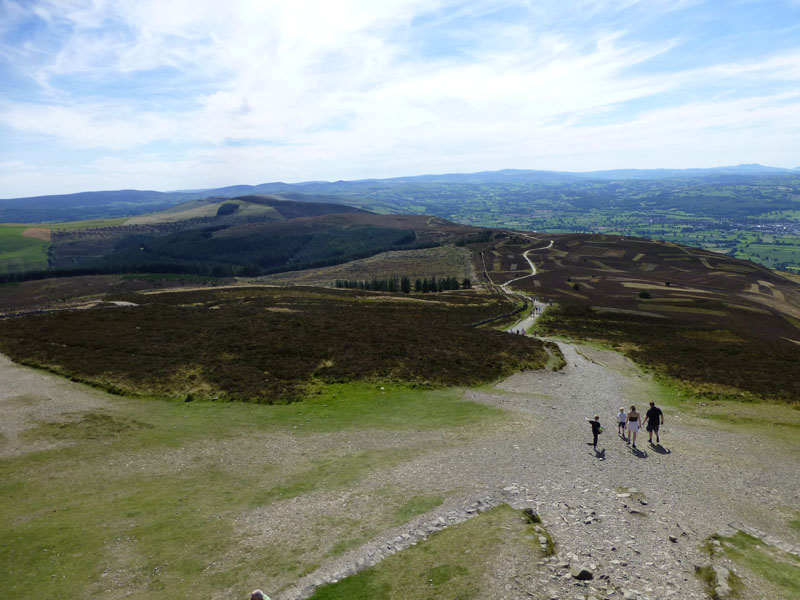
480;231;800;402
1;196;486;280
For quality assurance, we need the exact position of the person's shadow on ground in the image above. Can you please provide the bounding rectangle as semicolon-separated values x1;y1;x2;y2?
631;446;648;458
649;442;671;455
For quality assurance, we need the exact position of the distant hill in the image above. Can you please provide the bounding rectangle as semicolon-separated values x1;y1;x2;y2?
3;166;798;274
125;194;366;225
15;196;484;280
2;164;796;223
0;188;354;223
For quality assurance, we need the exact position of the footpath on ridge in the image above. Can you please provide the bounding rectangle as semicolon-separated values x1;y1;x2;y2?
280;339;799;600
281;242;799;600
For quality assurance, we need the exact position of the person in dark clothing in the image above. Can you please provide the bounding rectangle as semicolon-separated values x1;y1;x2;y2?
643;401;664;444
585;414;602;449
627;405;641;449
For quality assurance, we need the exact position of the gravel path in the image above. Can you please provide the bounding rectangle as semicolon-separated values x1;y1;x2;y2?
2;344;798;600
281;342;799;600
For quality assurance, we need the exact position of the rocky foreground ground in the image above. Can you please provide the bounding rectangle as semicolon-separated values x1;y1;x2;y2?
2;341;798;599
281;342;799;600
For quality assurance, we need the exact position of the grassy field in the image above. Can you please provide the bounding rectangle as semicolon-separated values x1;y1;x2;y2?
0;285;547;402
0;226;50;273
0;382;507;599
654;379;800;446
0;219;130;274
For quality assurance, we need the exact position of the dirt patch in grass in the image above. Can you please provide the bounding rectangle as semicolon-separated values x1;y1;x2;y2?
21;227;51;241
23;411;153;442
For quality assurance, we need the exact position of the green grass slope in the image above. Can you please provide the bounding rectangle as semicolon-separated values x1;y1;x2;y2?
0;226;50;273
0;383;506;599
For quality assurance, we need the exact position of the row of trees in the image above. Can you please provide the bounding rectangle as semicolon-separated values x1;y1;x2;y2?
335;276;472;293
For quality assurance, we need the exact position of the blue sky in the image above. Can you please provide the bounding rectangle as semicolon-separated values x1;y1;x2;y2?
1;0;799;197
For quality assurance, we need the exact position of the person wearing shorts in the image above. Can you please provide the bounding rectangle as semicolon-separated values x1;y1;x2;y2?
643;401;664;444
617;407;627;436
627;405;641;449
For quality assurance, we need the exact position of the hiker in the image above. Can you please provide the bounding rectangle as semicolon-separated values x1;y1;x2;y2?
250;590;271;600
585;414;602;449
643;401;664;444
617;407;627;436
627;405;641;449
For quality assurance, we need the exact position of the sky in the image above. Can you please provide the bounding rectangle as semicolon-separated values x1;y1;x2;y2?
1;0;800;197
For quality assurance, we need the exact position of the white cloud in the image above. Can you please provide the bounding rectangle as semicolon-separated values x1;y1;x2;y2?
1;0;799;195
0;102;181;149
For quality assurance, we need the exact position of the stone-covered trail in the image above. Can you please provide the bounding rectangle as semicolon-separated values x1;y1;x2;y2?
282;342;799;600
2;342;797;600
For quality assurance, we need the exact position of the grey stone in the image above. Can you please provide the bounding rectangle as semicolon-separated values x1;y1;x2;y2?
712;565;732;598
570;564;594;580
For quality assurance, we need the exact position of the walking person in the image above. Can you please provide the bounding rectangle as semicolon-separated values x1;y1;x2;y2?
585;414;602;450
617;407;627;437
250;590;271;600
643;401;664;444
627;405;641;449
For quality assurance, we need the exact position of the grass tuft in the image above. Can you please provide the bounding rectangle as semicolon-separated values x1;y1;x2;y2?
702;532;799;599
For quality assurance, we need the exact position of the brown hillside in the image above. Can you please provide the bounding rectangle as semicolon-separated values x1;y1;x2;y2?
479;232;800;401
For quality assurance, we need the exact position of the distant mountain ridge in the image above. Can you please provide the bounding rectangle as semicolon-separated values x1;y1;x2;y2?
3;163;796;204
1;164;798;224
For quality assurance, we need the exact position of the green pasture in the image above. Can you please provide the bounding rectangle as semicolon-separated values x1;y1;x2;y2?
0;218;129;274
0;225;49;273
655;378;800;446
0;382;507;599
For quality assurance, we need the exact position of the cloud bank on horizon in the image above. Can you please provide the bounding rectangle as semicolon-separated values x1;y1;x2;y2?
1;0;799;197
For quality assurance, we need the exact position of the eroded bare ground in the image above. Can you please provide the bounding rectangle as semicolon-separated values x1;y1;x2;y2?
0;354;114;457
1;345;798;600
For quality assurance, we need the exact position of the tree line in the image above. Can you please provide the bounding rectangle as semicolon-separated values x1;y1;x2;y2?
335;275;471;293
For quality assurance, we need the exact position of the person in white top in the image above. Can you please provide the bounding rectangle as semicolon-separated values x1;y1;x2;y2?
617;407;627;437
